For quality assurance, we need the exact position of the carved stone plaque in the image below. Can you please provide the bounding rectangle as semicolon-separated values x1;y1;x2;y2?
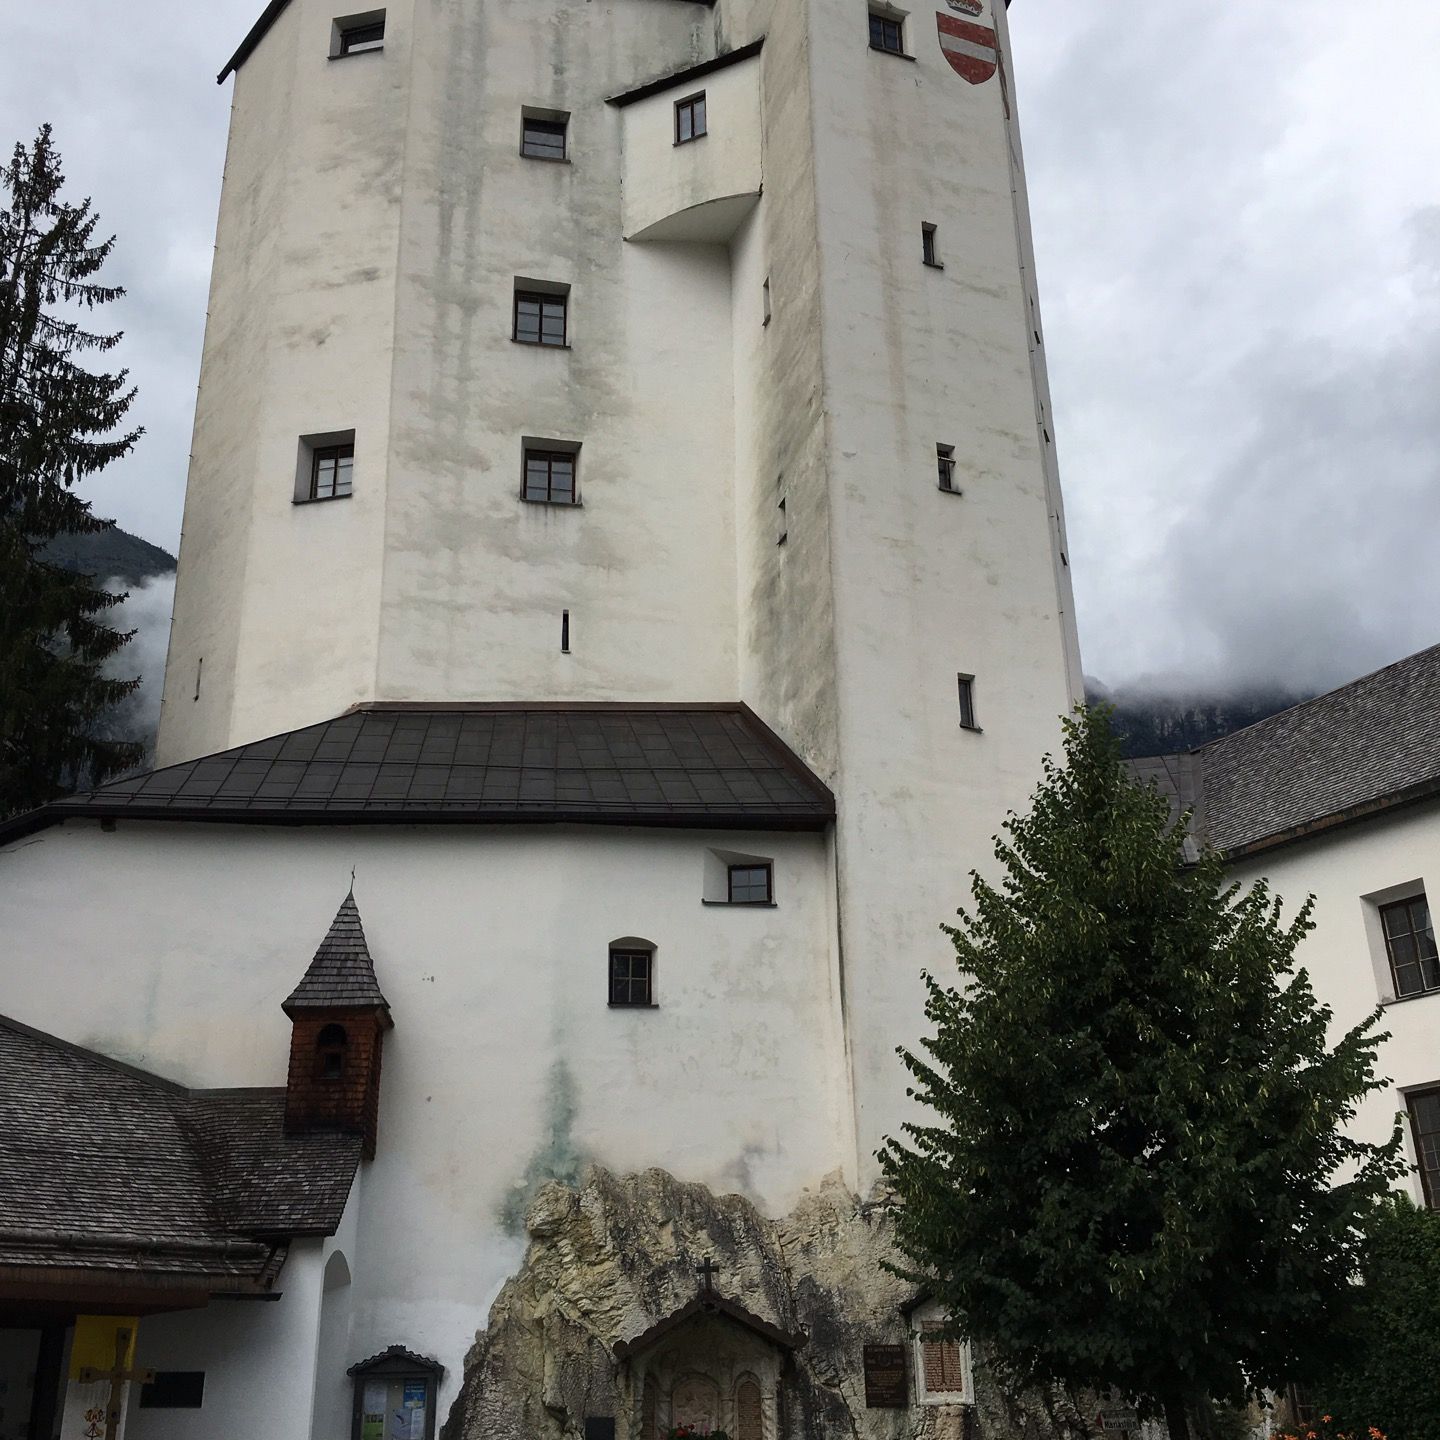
863;1345;909;1408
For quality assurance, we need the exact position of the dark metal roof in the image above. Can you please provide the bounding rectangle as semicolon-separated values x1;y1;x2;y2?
607;39;765;107
0;1014;361;1291
284;893;391;1017
613;1292;806;1360
3;704;834;840
1131;642;1440;858
348;1345;446;1378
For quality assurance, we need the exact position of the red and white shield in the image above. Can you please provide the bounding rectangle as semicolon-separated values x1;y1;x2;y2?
937;10;998;85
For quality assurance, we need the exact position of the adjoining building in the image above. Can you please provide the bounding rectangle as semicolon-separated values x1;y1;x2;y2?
1134;641;1440;1212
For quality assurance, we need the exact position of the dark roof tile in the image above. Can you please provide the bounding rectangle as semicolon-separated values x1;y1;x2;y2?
284;894;390;1015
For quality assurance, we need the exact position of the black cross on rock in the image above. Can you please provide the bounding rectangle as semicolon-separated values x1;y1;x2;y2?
695;1257;721;1294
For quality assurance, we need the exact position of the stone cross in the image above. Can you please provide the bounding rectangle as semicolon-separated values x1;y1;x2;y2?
77;1328;155;1440
695;1257;721;1294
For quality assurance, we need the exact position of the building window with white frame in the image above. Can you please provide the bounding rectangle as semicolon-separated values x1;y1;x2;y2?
1380;894;1438;999
333;11;385;56
521;110;569;160
523;445;579;505
514;287;568;346
869;11;905;55
937;443;958;493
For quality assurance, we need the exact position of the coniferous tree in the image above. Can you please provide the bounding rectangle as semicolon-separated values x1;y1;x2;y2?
880;707;1407;1440
0;125;143;816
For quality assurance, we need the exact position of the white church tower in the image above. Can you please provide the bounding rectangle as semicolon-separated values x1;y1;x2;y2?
160;0;1079;1162
1;3;1083;1435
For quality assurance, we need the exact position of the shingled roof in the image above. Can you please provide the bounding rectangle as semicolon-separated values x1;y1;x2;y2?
1133;642;1440;858
284;893;390;1016
0;1014;361;1296
2;704;834;842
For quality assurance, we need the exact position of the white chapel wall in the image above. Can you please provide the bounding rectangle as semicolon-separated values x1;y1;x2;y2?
0;818;850;1418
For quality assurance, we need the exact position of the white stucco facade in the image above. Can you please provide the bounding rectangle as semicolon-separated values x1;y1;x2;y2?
6;1;1087;1433
1;818;849;1430
1225;805;1440;1209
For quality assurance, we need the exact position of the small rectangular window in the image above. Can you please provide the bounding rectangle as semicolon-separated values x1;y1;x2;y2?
922;223;941;268
937;444;958;493
1381;895;1438;999
521;115;568;161
311;443;354;501
523;447;578;506
1408;1088;1440;1208
869;12;905;55
957;674;979;731
609;949;653;1007
675;92;707;145
140;1372;206;1410
728;864;773;905
337;15;385;55
514;289;568;346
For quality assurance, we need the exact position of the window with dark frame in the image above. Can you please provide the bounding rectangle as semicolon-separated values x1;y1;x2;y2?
609;948;653;1007
937;444;957;492
1407;1087;1440;1208
957;674;979;731
675;92;707;144
338;17;385;54
514;289;568;346
521;116;568;160
922;223;941;267
311;443;354;500
1380;894;1439;999
728;864;773;905
523;448;577;505
869;12;905;54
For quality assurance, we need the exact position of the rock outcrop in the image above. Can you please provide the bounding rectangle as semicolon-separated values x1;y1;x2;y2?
441;1166;1095;1440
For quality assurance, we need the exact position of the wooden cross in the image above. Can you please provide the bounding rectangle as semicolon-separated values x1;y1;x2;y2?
695;1257;721;1294
78;1327;155;1440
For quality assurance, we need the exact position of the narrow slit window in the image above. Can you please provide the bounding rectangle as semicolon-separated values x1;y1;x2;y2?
523;448;578;506
869;12;905;54
957;674;979;731
728;864;773;905
675;92;707;144
337;16;385;55
561;610;571;653
777;497;787;546
609;948;653;1007
922;223;941;268
762;276;772;327
311;443;354;500
514;289;568;346
937;443;959;492
521;115;568;161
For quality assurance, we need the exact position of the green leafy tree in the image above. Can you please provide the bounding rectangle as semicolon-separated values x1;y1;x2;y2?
1318;1194;1440;1438
879;707;1407;1440
1;125;143;816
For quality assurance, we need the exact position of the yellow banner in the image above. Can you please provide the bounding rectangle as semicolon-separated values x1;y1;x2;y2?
68;1315;139;1382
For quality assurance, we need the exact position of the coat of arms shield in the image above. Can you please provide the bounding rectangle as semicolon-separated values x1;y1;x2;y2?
937;9;998;85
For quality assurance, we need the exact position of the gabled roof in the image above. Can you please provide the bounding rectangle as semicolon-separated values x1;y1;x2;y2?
613;1291;806;1361
2;704;835;842
1132;641;1440;858
284;893;391;1017
348;1345;446;1378
0;1013;361;1293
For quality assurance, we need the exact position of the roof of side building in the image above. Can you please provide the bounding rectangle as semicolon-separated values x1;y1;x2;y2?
1131;641;1440;858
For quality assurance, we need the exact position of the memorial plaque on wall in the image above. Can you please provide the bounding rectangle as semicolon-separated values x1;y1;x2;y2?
863;1345;909;1408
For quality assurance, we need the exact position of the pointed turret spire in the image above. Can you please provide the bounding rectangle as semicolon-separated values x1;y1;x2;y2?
282;889;392;1159
282;891;390;1018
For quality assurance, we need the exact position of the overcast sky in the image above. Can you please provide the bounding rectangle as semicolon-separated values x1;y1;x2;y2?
4;2;1438;696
